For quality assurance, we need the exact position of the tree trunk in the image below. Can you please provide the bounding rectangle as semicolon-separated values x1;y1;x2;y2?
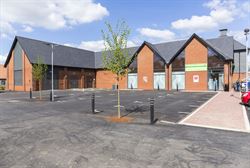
39;80;42;100
117;75;121;118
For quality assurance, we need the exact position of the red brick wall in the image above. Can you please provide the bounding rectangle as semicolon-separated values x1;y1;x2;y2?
185;38;208;91
7;51;14;90
96;70;127;89
224;63;233;91
0;65;7;79
137;45;154;90
6;50;33;91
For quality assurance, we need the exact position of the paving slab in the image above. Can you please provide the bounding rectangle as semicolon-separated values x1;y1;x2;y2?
180;91;250;132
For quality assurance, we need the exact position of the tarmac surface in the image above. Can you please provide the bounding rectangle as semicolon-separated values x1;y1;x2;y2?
0;90;249;168
0;90;216;123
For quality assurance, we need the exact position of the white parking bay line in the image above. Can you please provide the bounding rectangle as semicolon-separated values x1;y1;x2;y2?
78;98;86;100
189;105;199;108
134;101;143;104
196;100;204;103
113;105;124;108
8;100;20;103
178;111;190;114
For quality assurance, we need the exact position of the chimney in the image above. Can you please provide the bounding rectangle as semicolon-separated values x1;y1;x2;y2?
219;29;228;37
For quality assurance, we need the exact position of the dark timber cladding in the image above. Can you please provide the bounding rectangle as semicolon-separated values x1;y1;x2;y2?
3;32;248;91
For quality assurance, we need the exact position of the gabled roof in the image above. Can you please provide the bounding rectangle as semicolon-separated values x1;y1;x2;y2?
4;34;246;69
4;36;96;68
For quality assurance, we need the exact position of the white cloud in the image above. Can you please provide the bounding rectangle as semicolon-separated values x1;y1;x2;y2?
0;21;16;38
79;40;104;51
228;30;246;44
171;0;249;33
78;39;138;51
0;0;109;36
137;28;176;41
22;25;33;33
0;54;7;65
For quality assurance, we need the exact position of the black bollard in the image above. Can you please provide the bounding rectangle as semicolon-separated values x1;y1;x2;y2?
91;93;95;114
150;98;155;124
157;84;160;90
214;84;217;91
176;83;179;92
50;91;52;102
29;88;32;99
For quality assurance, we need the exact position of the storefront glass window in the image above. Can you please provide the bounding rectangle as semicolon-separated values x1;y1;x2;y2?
154;54;165;72
128;57;137;73
172;50;185;71
208;48;224;70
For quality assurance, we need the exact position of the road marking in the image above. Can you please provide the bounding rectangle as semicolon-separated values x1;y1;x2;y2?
134;101;143;104
78;98;86;100
242;105;250;131
95;96;102;98
8;100;20;103
178;111;190;114
56;100;66;103
159;120;176;125
196;100;204;103
178;92;220;124
113;105;124;108
189;105;199;108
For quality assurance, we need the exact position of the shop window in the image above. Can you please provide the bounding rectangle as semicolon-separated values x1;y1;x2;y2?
172;50;185;72
208;48;224;70
128;57;137;73
154;54;165;72
14;42;23;86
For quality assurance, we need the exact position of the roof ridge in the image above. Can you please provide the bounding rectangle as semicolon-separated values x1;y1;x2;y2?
16;36;95;53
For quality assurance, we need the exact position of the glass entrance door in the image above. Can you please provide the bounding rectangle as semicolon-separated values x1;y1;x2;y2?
208;71;224;91
154;72;165;89
172;72;185;90
128;73;137;89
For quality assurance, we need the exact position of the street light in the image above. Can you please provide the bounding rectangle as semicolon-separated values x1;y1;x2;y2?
244;28;249;91
44;43;59;101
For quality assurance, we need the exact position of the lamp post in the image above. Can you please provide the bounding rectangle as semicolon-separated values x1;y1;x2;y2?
244;28;249;92
45;43;59;101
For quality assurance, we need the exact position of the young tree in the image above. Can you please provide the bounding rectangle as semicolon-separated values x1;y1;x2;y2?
32;56;48;100
102;21;131;118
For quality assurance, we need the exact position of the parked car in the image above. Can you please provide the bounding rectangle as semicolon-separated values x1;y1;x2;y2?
241;91;250;106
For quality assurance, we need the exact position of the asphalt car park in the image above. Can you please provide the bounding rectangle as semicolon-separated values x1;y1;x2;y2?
0;90;249;168
0;90;216;123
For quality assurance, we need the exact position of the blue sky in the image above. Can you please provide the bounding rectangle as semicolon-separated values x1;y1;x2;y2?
0;0;250;64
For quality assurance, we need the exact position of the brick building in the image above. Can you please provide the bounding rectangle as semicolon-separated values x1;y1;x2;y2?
0;65;7;88
3;29;248;91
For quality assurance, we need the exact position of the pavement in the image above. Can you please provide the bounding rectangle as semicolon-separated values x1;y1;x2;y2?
180;91;250;132
0;93;250;168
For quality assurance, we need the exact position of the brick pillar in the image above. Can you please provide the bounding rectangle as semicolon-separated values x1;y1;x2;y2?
64;68;68;89
168;64;172;90
224;63;231;91
80;69;85;88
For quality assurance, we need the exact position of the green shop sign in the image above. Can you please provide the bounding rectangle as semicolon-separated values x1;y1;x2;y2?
185;64;207;71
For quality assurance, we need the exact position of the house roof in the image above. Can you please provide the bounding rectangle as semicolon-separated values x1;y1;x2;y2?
4;36;96;68
4;34;246;68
